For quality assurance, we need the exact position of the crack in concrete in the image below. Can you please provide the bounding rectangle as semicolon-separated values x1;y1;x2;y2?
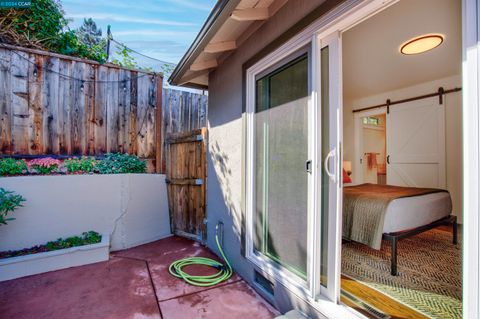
110;175;130;249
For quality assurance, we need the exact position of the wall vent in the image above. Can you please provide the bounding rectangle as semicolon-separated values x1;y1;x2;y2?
254;270;274;296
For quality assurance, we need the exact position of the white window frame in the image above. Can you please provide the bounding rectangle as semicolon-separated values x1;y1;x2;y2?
245;35;315;301
244;0;479;317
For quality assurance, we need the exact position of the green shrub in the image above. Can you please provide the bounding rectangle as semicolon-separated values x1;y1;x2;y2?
54;29;107;63
45;231;101;250
64;157;98;174
0;158;28;176
96;153;147;174
0;231;101;258
0;0;68;49
0;188;26;225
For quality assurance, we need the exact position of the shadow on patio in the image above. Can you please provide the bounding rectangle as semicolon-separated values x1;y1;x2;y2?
0;236;279;319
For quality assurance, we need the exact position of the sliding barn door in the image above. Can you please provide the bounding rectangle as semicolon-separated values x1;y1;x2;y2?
386;96;446;188
166;128;207;243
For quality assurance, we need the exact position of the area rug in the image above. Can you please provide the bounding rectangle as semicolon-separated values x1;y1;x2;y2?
342;229;462;319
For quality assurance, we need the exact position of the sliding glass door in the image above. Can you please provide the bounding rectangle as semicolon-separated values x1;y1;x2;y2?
314;32;343;302
245;32;342;303
253;51;311;280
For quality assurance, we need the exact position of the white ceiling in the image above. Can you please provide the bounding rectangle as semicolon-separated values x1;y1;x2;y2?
343;0;461;100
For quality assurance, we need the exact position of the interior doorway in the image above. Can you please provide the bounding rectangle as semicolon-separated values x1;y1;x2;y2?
340;0;462;318
352;113;387;185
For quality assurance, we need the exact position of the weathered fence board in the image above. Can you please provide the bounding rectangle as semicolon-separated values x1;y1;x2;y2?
0;49;12;153
58;59;71;154
0;45;207;173
118;69;130;154
11;51;29;154
163;88;207;134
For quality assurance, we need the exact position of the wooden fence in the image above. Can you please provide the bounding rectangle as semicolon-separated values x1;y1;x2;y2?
163;88;207;134
0;45;208;172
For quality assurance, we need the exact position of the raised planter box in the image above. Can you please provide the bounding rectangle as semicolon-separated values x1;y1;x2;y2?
0;234;110;282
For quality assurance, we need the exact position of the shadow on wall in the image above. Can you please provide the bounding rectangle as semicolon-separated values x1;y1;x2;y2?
208;136;312;315
208;141;241;247
205;72;312;314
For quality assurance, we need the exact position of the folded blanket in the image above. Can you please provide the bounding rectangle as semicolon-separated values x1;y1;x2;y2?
343;183;447;249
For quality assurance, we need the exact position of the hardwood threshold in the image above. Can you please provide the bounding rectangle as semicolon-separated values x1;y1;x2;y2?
340;275;429;319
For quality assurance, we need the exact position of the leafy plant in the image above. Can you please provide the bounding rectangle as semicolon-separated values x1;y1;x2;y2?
0;231;101;258
0;0;68;50
96;153;146;174
110;45;155;72
0;188;26;225
0;1;107;63
0;158;28;176
159;62;176;78
27;157;62;174
54;29;107;63
112;46;138;69
64;157;98;174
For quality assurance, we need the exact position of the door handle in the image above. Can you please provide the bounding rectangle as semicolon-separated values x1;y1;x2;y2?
305;160;312;174
324;149;336;183
387;155;390;164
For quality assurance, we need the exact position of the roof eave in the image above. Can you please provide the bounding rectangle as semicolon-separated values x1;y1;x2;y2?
169;0;242;87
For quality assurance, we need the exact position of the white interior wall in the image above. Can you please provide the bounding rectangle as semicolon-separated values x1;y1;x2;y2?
343;75;463;222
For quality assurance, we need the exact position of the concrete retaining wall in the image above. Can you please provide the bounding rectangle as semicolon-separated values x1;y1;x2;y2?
0;174;171;251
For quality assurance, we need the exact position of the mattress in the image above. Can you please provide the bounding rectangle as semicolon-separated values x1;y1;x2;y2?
382;191;452;233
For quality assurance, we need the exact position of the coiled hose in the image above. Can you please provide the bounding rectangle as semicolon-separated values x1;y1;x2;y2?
168;224;232;287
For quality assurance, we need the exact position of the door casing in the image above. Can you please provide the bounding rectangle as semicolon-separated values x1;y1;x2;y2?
243;0;476;317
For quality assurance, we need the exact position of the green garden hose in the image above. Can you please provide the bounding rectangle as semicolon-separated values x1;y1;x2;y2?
168;224;233;287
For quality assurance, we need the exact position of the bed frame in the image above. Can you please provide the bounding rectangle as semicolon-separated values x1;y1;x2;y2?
382;215;458;276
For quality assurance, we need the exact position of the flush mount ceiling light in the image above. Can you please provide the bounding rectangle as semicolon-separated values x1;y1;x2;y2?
400;34;444;55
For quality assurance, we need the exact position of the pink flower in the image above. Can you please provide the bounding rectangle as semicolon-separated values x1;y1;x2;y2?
27;157;62;168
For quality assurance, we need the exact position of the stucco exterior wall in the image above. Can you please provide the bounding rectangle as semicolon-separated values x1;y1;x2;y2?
0;174;171;252
206;0;333;317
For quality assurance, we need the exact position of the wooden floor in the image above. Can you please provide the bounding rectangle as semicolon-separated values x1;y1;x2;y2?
341;275;429;319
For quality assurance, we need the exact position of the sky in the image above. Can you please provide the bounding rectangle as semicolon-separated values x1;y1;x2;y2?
61;0;217;67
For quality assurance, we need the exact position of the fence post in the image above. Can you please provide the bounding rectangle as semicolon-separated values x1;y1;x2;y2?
155;74;163;173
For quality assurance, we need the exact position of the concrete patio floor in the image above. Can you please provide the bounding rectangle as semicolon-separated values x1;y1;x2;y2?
0;236;279;319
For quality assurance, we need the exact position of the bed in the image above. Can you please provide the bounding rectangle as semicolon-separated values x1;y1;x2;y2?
343;183;457;276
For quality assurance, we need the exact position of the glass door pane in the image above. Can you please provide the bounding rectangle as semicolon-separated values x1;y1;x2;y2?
254;54;310;278
316;32;342;302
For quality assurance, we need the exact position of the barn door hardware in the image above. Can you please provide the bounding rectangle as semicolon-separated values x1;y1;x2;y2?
353;87;462;114
438;87;445;104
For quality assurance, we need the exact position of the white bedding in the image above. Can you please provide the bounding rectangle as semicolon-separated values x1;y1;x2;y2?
382;191;452;233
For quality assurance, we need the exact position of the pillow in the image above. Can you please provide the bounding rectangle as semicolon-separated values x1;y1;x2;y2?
343;168;352;183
